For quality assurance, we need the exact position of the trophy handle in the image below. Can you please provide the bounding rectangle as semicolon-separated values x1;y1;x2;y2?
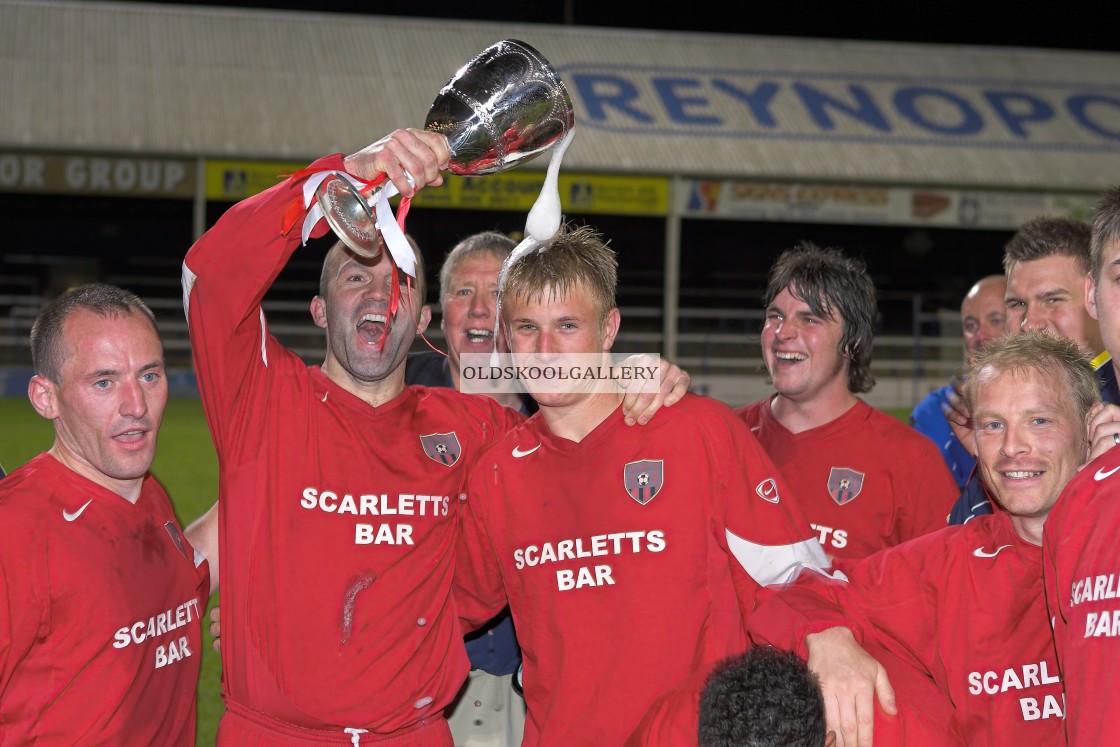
315;175;383;258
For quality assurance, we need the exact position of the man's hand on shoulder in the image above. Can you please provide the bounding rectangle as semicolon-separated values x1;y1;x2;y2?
1084;402;1120;466
618;355;690;426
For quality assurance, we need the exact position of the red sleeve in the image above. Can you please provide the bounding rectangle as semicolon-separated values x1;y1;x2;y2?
181;154;343;457
752;528;950;672
747;577;861;657
711;403;844;625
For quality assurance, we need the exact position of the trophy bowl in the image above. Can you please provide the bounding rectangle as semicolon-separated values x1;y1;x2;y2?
424;39;575;176
317;38;575;258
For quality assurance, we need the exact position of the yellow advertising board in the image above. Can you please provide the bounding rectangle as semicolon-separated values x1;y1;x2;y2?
412;172;668;215
204;161;669;216
205;160;306;201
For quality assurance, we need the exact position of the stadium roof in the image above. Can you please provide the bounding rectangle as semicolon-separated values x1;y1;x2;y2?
3;0;1120;190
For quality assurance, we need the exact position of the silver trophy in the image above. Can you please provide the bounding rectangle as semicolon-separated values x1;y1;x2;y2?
317;39;575;258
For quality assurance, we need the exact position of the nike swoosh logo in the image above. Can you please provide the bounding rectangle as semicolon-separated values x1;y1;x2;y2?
973;544;1012;558
512;444;541;458
1095;465;1120;481
63;499;93;522
755;478;780;503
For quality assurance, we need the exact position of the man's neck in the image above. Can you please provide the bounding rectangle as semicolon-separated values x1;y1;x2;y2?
1011;514;1045;547
539;393;622;443
322;361;406;408
770;388;859;434
49;444;143;503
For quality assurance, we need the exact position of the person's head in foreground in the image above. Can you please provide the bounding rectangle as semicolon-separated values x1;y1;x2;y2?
961;330;1098;543
28;282;165;500
698;645;831;747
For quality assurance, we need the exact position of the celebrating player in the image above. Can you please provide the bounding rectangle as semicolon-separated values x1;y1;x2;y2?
0;283;209;744
454;224;840;745
183;128;688;745
738;243;957;562
751;330;1094;746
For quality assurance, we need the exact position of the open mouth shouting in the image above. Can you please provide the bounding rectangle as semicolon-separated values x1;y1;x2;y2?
357;312;388;345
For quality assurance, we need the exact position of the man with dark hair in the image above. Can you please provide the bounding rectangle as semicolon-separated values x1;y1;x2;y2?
753;331;1094;747
698;646;828;747
1045;185;1120;744
1003;216;1103;356
455;224;835;746
0;283;209;744
737;243;957;562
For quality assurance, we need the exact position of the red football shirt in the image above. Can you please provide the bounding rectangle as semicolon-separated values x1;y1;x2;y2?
183;158;524;735
0;454;209;745
737;397;957;560
1044;446;1120;745
750;511;1064;747
456;395;837;746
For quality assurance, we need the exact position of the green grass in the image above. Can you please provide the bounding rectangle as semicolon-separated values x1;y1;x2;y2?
0;398;223;746
0;396;913;745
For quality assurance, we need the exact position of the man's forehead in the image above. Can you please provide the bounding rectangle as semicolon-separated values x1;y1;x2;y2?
1008;255;1083;287
61;309;162;367
505;282;593;314
974;364;1062;396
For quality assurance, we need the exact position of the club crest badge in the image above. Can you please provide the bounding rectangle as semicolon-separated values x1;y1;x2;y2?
420;432;462;467
624;460;664;505
827;467;865;506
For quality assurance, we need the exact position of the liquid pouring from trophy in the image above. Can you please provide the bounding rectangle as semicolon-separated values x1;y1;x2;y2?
314;38;577;261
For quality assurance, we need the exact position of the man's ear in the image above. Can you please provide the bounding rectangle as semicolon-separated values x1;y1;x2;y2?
417;304;431;335
824;730;838;747
1086;272;1099;322
310;296;328;330
601;307;621;351
28;374;58;420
